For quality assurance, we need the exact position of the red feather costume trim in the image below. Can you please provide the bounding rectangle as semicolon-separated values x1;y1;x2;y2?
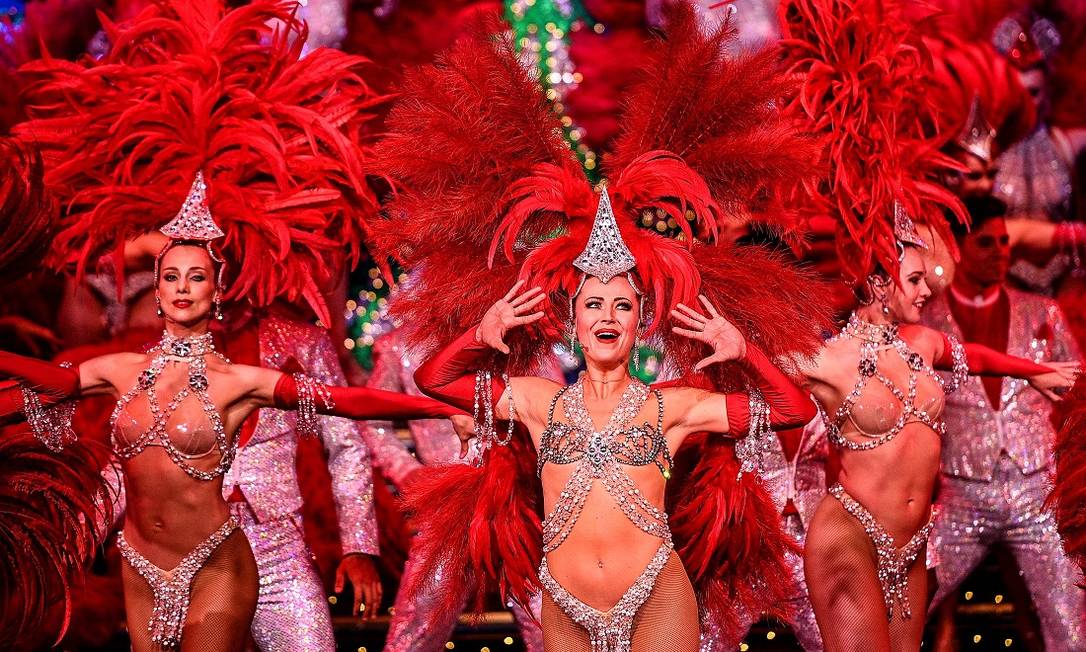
13;0;382;325
0;138;56;280
372;3;831;641
779;0;967;285
1051;377;1086;580
0;429;113;650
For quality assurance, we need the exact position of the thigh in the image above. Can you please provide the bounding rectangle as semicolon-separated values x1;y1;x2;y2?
180;529;259;652
887;553;927;652
804;496;891;652
541;590;592;652
630;553;700;652
120;559;158;652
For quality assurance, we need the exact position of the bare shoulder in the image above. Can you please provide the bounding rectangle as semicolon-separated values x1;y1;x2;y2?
511;375;565;403
900;323;942;358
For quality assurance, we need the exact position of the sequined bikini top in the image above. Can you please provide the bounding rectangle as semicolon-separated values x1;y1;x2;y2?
821;315;967;452
538;377;672;552
111;332;236;481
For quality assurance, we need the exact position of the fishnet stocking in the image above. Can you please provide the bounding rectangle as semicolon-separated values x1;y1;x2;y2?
805;496;927;652
121;529;258;651
541;553;699;652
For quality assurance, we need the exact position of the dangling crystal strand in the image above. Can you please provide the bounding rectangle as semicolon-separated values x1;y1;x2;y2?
830;485;936;621
116;516;239;647
21;362;77;452
294;373;334;437
538;542;672;652
735;388;771;478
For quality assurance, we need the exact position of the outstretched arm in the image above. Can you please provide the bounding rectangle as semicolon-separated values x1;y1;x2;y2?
932;332;1079;401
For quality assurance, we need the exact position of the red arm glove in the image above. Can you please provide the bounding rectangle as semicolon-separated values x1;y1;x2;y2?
724;344;816;436
413;327;501;413
273;373;465;420
934;334;1050;377
0;351;80;399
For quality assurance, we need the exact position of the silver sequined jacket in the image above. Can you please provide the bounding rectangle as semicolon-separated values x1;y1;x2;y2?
221;316;379;555
759;415;829;530
922;290;1080;482
362;332;462;486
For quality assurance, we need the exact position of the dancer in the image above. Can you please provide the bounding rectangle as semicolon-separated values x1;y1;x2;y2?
922;195;1086;649
780;1;1079;649
0;175;467;651
708;417;828;652
369;4;831;650
365;328;545;652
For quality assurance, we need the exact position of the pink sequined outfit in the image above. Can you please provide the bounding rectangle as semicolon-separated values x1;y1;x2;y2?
364;332;544;652
704;418;827;652
222;317;379;652
924;291;1086;649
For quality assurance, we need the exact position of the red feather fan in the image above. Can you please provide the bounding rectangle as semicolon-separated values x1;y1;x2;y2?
0;429;113;651
373;2;831;642
13;0;383;325
0;138;56;280
779;0;967;286
1050;377;1086;581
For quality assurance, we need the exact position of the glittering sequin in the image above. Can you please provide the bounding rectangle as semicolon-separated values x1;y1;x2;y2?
116;516;239;648
21;362;77;452
830;484;935;621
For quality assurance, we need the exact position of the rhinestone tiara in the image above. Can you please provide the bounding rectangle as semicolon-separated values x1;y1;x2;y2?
573;187;636;283
893;201;927;249
159;171;225;241
956;95;996;163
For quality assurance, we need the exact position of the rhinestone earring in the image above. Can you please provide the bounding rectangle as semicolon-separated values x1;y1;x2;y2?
214;295;223;321
567;321;577;352
155;293;163;317
633;340;641;371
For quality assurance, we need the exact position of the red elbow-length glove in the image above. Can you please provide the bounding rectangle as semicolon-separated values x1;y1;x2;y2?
0;352;80;419
273;373;465;420
724;344;816;435
414;328;497;413
934;334;1051;377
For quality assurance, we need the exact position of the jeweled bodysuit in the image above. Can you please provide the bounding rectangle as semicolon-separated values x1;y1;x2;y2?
110;331;244;648
536;377;689;652
923;291;1086;649
820;315;967;621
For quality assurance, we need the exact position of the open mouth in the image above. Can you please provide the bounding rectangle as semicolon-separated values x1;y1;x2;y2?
594;328;620;342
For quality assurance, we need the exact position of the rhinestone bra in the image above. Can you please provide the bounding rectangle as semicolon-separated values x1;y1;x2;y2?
822;315;967;451
538;378;671;553
111;332;236;481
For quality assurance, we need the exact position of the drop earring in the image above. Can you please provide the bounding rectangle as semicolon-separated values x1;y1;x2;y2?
633;339;641;371
567;321;577;352
155;294;163;317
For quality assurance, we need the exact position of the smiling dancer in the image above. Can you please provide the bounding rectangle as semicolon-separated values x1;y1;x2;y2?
367;4;833;650
780;1;1079;650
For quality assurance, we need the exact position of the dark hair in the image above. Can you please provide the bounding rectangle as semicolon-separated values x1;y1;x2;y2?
950;196;1008;240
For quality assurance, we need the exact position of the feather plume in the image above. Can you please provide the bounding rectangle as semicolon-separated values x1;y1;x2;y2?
14;0;381;324
0;428;113;650
0;138;56;280
1050;377;1086;580
780;0;967;284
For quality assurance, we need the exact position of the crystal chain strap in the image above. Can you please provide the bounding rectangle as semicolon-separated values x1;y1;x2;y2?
293;373;335;437
21;362;78;452
734;387;771;478
473;370;515;456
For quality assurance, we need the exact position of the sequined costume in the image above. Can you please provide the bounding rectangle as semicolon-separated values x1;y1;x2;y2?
995;125;1076;292
707;418;828;652
922;290;1086;649
364;332;545;652
218;316;378;652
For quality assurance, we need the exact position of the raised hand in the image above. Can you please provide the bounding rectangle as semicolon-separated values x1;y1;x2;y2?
1029;360;1081;401
670;295;747;372
475;280;546;354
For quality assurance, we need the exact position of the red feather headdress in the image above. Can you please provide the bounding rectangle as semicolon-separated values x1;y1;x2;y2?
779;0;967;286
13;0;382;325
0;138;55;280
374;2;831;640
